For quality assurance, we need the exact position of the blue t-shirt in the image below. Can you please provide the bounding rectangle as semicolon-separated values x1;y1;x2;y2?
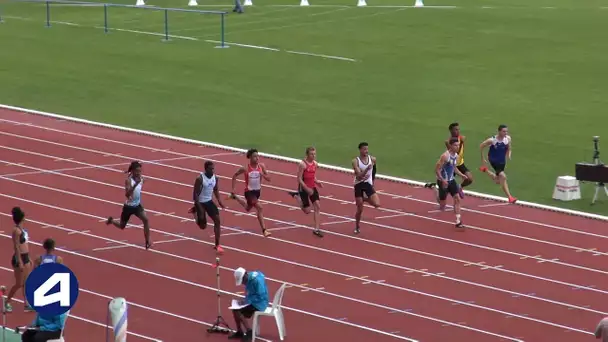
33;312;67;332
245;271;269;311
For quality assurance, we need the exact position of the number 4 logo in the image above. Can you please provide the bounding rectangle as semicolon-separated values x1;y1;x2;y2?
34;273;71;307
25;263;79;316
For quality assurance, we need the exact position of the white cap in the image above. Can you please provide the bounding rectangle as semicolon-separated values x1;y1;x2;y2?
234;267;246;286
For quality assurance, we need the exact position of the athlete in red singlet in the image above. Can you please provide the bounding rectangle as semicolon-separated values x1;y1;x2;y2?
288;146;324;237
230;149;272;237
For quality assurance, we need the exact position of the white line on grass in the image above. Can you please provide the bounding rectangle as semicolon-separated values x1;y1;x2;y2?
2;15;356;62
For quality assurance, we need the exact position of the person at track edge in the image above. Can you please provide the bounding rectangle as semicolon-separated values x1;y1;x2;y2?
425;122;472;198
435;138;468;228
189;161;226;254
352;142;380;234
479;124;517;204
288;146;324;237
233;0;244;13
5;207;33;313
229;148;272;237
106;161;152;249
33;238;64;268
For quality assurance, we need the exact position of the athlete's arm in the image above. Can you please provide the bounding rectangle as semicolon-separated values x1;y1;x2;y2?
231;166;245;194
435;154;448;185
480;138;493;164
507;138;512;160
12;228;23;269
214;179;225;208
371;156;377;181
124;177;140;198
193;176;203;212
314;162;323;188
57;256;64;264
260;163;271;182
33;256;41;268
352;158;365;179
455;166;468;179
296;161;309;191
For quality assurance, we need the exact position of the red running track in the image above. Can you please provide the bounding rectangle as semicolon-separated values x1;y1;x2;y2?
0;107;606;342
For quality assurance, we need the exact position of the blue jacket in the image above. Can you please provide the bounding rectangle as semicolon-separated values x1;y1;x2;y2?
32;312;67;332
245;271;269;311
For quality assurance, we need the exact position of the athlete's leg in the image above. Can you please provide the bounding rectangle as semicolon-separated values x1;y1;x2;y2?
498;172;517;202
437;181;448;210
354;196;364;234
107;205;131;229
312;200;322;236
231;193;250;211
5;266;23;309
211;213;222;249
194;205;208;230
453;194;463;226
135;207;151;249
365;193;381;208
253;202;271;237
462;171;473;187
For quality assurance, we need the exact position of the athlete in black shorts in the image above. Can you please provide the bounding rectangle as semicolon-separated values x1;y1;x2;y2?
352;142;380;234
5;207;33;313
191;161;226;253
288;146;324;237
229;149;272;237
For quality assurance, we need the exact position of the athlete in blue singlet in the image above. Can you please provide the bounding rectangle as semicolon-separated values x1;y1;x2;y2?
106;161;152;249
34;238;64;268
479;124;517;203
435;138;468;228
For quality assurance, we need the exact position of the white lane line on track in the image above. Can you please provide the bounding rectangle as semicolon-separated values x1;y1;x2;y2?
0;192;605;334
2;143;607;274
1;159;608;303
0;118;603;239
0;221;572;340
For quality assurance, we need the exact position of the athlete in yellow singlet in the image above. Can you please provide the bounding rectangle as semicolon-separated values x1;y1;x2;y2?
445;123;473;198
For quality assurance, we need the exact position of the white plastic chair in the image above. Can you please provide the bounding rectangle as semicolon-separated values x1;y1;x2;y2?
48;310;70;342
251;283;287;341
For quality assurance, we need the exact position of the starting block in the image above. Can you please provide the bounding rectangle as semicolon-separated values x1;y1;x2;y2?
552;175;581;201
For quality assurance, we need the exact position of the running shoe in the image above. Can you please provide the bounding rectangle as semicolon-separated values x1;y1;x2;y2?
479;166;488;172
508;196;518;204
354;226;360;235
214;245;224;254
105;217;113;225
3;302;12;313
262;229;272;237
313;229;324;238
24;304;35;312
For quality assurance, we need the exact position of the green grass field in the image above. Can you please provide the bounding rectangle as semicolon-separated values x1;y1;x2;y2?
1;0;608;215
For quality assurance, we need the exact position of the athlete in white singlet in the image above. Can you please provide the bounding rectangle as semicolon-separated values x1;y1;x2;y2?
230;149;272;237
106;161;151;249
191;161;226;254
436;138;468;228
352;142;380;234
34;238;64;268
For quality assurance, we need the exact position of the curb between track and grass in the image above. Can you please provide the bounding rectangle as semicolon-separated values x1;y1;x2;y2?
0;103;606;222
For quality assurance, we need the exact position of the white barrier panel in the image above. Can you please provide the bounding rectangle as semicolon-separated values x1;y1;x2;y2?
357;0;367;6
552;176;581;201
244;0;253;6
300;0;309;6
109;297;128;342
414;0;424;7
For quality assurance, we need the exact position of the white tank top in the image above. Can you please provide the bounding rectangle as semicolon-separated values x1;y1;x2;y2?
125;177;143;207
245;164;262;191
198;173;216;203
354;155;373;185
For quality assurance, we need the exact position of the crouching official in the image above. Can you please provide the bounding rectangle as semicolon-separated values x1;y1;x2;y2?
229;267;269;340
